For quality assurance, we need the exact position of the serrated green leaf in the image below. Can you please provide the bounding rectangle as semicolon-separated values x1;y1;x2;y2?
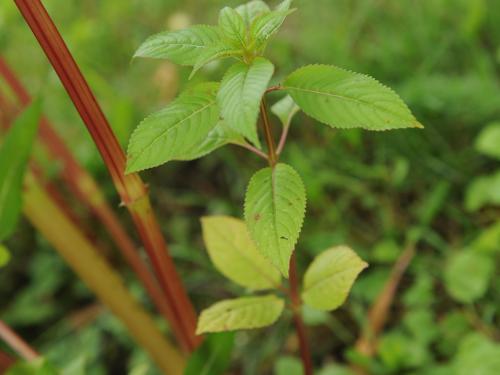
219;7;247;47
0;244;10;268
475;122;500;160
250;0;294;49
0;101;41;242
283;65;423;131
236;1;270;27
189;45;243;79
201;216;281;290
196;295;284;334
302;245;368;311
271;95;299;128
134;25;225;66
244;163;306;277
444;251;494;303
218;57;274;147
180;121;244;161
126;83;220;173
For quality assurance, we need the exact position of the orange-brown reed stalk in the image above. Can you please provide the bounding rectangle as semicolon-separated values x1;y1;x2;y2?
0;59;186;349
13;0;200;351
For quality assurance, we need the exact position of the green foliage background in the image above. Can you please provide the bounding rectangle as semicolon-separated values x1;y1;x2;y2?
1;0;500;373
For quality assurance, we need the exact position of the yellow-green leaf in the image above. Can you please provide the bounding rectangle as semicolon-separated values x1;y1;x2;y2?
302;245;368;311
201;216;281;290
196;295;284;334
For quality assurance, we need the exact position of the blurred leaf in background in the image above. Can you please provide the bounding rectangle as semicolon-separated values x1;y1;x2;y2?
184;332;234;375
0;101;41;241
0;244;11;268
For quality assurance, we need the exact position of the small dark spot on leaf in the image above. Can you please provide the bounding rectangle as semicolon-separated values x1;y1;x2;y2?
254;213;261;221
280;236;288;240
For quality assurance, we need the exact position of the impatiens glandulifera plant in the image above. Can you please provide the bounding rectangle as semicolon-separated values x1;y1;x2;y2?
127;0;423;372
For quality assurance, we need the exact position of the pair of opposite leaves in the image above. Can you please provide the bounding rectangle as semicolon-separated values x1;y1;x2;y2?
196;216;368;334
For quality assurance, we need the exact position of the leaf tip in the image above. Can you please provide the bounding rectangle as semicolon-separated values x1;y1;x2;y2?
200;216;213;228
281;268;289;279
124;159;139;175
195;323;205;336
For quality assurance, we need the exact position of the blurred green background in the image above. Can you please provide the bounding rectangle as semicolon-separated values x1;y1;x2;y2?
1;0;500;374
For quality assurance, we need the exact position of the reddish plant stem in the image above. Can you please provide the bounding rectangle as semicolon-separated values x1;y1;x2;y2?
23;173;185;374
276;124;290;156
260;98;277;167
0;350;15;373
289;254;313;375
236;142;268;159
259;96;312;372
0;60;183;348
0;320;39;362
13;0;199;351
265;85;282;94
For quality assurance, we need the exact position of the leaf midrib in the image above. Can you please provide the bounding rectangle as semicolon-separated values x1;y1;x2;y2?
130;100;215;168
283;85;414;124
216;296;278;315
270;166;284;271
304;261;366;294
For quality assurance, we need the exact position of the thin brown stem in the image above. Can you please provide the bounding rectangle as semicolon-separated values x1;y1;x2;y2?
355;242;416;357
235;142;268;159
276;125;290;155
288;254;313;375
259;98;277;167
265;85;282;94
13;0;199;351
0;320;39;361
